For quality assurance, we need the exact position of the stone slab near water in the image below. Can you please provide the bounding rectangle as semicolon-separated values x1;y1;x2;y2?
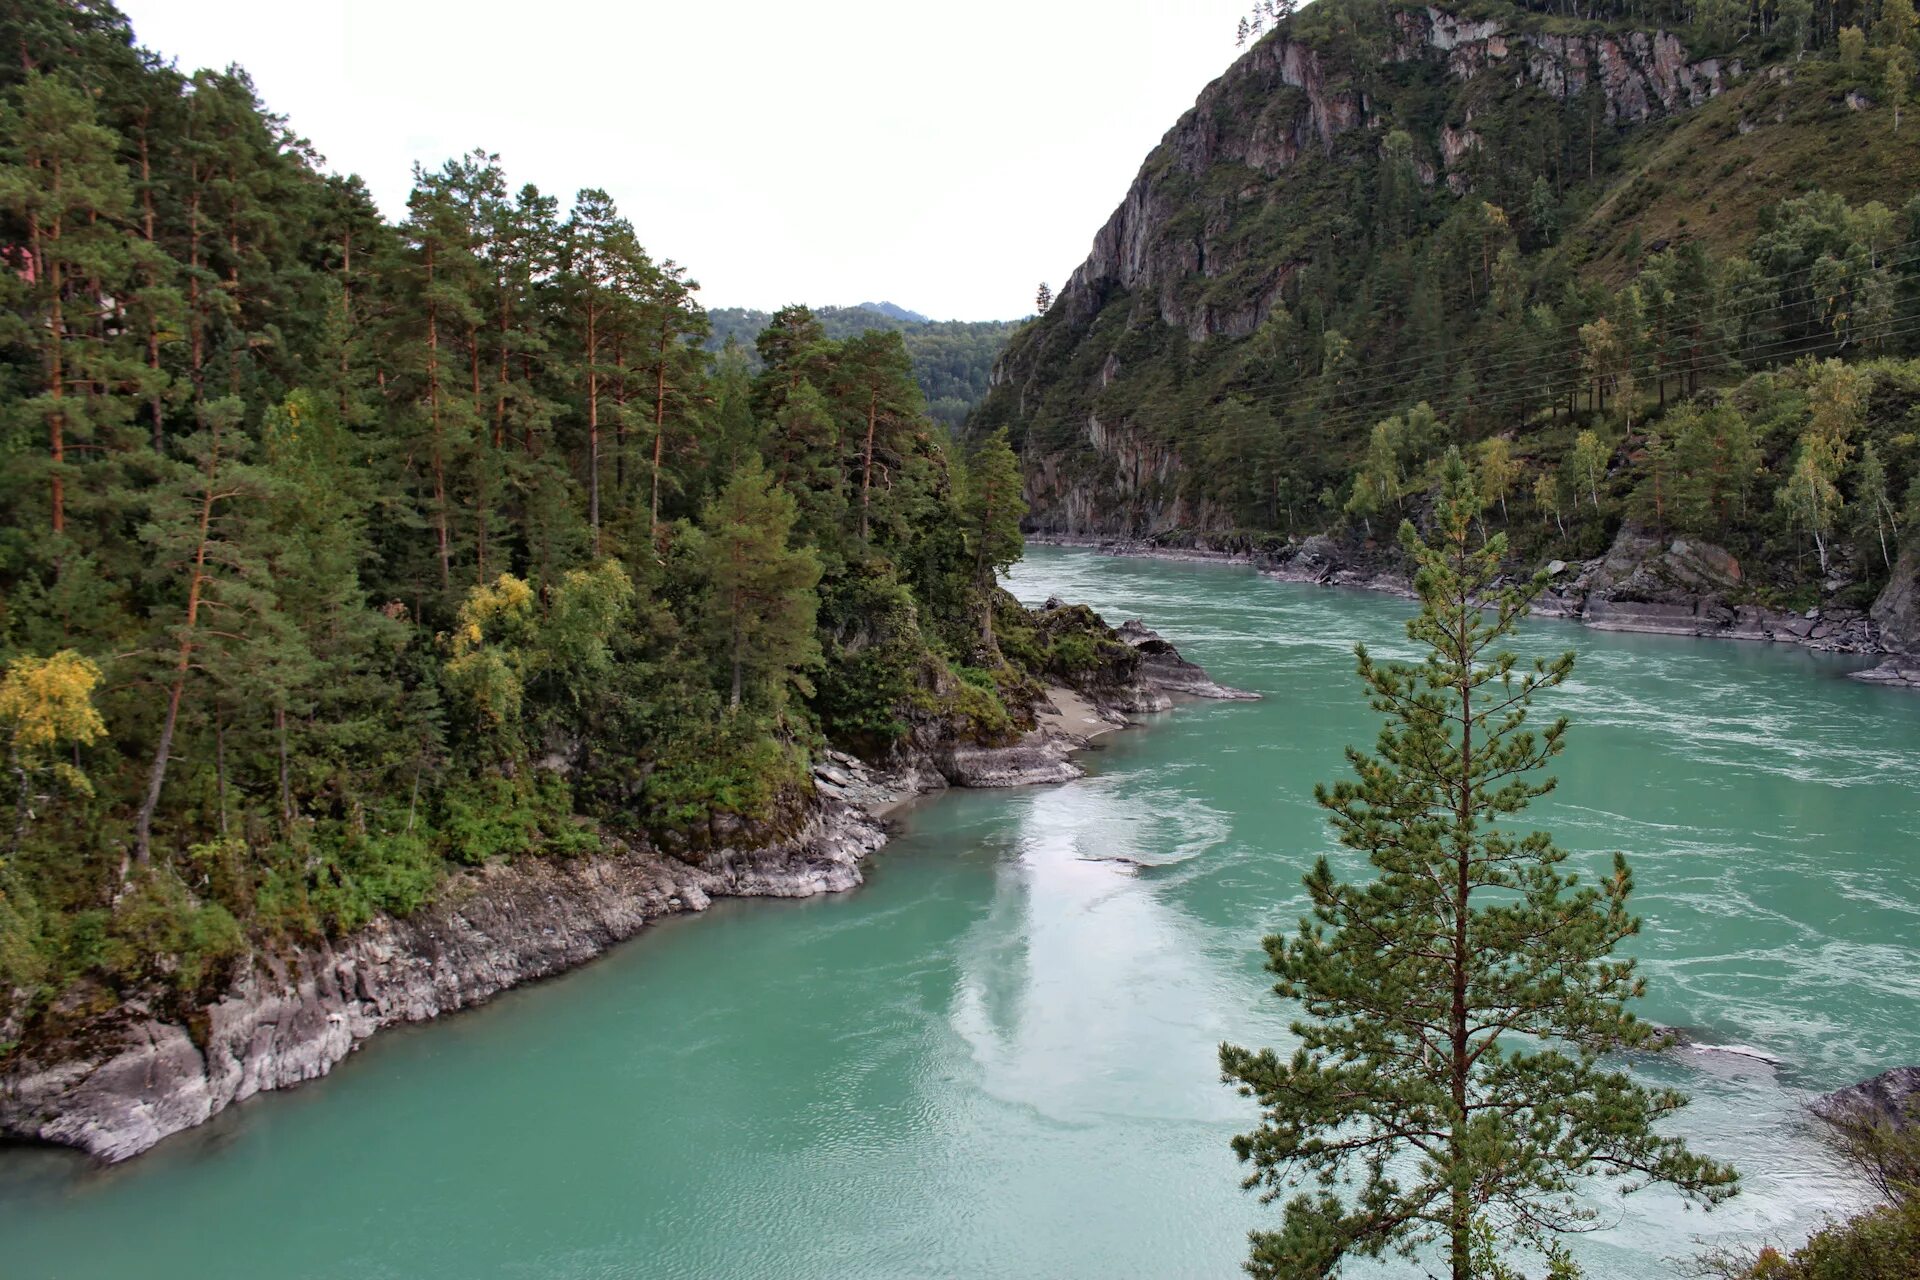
1811;1066;1920;1130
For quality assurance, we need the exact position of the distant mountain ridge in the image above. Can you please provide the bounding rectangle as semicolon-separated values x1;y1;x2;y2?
856;301;932;324
706;303;1024;429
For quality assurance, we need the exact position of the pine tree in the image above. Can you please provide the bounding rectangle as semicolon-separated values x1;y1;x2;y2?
1221;454;1738;1280
0;74;155;540
688;458;822;712
1035;281;1053;315
961;429;1025;656
131;396;273;870
638;259;708;542
393;160;489;593
765;378;848;553
561;188;634;559
832;329;920;543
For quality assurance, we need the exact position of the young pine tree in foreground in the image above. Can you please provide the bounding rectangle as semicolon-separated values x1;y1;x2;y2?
1220;454;1738;1280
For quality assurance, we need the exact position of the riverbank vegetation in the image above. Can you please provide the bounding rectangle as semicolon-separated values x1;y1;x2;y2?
0;1;1066;1034
1692;1099;1920;1277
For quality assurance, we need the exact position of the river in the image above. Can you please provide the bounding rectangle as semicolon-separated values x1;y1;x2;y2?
2;545;1915;1278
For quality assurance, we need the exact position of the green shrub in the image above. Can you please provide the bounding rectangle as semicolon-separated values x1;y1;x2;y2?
1048;633;1099;677
436;771;573;866
1742;1198;1920;1278
342;829;443;919
0;871;46;998
947;667;1015;742
100;871;246;998
645;715;809;837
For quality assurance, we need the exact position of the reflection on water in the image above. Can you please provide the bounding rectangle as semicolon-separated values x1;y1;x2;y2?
0;545;1911;1279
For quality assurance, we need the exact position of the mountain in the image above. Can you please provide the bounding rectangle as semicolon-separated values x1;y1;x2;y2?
857;301;933;323
972;0;1920;621
707;304;1023;429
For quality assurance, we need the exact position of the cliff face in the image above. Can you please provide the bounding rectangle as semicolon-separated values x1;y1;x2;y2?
986;2;1740;538
1058;9;1733;342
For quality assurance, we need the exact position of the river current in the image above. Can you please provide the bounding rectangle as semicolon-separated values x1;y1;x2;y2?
2;545;1916;1278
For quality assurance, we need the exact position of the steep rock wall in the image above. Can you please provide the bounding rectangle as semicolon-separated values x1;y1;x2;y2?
997;5;1738;537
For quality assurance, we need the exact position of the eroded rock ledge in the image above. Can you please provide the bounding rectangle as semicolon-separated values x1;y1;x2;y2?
0;617;1253;1165
0;761;899;1164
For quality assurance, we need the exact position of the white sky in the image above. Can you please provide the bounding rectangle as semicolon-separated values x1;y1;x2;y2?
113;0;1252;321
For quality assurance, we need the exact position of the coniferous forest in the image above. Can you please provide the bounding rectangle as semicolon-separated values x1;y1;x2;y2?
704;305;1022;431
5;3;1920;1278
0;1;1039;1015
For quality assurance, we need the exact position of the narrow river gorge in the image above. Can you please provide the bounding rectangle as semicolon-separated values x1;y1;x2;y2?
2;545;1915;1279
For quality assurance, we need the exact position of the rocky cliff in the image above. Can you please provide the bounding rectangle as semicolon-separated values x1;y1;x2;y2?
1055;8;1733;343
983;1;1744;537
983;2;1751;537
1855;546;1920;688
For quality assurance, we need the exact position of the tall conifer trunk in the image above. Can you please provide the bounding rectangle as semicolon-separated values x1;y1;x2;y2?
861;390;877;541
134;417;224;870
426;240;452;588
651;327;670;541
1449;590;1474;1280
587;297;601;558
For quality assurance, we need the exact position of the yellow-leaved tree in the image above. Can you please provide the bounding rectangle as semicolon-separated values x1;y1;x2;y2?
2;650;108;855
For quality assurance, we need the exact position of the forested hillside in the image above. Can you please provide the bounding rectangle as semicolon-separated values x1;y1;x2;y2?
977;0;1920;612
709;305;1022;429
0;2;1056;1031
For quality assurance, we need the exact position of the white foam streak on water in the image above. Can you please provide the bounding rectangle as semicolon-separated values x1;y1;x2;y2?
1007;548;1919;1276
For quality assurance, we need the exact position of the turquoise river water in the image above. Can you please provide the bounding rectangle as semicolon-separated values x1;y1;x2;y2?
2;545;1917;1278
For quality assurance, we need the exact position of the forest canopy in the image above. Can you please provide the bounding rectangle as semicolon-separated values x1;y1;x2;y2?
0;0;1041;1027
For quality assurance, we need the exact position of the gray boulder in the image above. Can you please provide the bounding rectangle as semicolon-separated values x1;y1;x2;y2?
1116;620;1260;700
1871;545;1920;657
1810;1065;1920;1130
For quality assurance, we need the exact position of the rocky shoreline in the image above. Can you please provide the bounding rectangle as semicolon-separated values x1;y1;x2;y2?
0;622;1254;1166
1030;530;1920;685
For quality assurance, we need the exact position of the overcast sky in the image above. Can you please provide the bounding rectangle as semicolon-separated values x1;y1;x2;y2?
113;0;1252;321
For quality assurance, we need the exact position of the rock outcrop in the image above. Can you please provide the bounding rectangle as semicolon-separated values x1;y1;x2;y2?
1854;546;1920;687
992;5;1741;537
1117;619;1261;700
1811;1065;1920;1130
1535;529;1876;652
